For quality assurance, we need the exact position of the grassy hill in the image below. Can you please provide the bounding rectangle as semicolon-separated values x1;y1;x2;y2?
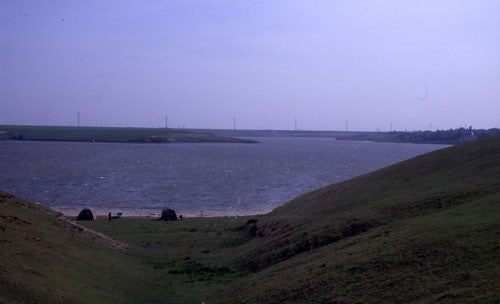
1;136;499;303
221;136;500;303
0;191;150;303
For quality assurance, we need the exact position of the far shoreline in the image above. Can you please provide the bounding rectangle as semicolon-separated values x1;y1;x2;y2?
0;125;259;144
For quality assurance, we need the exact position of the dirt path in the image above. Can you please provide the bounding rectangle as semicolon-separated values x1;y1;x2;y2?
60;216;129;249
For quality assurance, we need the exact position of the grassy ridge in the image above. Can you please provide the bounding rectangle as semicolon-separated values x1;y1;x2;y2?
220;136;500;303
224;197;499;303
0;125;257;143
234;136;500;270
0;192;155;303
1;136;499;303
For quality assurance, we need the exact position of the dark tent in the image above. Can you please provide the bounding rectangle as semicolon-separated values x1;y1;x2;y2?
159;208;177;221
77;208;96;221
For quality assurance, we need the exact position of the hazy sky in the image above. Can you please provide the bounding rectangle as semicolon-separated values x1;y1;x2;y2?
1;1;499;131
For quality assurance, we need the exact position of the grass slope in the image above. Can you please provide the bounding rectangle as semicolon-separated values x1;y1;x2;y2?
1;136;499;303
221;136;500;303
0;192;159;304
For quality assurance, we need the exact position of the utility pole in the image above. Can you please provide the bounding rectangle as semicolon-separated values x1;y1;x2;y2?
77;111;80;127
165;115;168;128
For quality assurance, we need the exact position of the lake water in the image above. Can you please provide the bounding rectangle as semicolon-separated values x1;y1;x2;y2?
0;137;447;217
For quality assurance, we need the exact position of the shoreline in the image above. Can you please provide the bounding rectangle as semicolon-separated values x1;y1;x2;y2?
53;205;272;219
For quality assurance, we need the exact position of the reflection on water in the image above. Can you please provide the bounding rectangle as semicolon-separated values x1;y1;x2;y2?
0;137;446;216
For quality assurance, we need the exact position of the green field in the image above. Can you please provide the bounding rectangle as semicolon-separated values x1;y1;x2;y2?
1;136;499;303
0;125;257;144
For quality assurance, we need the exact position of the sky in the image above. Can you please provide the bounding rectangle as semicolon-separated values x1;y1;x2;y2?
1;0;499;131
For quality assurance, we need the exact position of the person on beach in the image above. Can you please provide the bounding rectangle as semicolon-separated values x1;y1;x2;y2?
108;212;112;221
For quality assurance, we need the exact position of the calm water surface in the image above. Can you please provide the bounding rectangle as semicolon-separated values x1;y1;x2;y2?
0;137;447;216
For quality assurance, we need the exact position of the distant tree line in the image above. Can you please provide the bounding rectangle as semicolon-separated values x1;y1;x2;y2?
392;127;500;143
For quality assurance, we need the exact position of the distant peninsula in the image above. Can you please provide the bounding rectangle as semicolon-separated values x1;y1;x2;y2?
0;125;258;144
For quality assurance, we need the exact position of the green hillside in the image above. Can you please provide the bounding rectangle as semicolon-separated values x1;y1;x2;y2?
1;136;499;303
0;192;157;304
222;136;500;303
